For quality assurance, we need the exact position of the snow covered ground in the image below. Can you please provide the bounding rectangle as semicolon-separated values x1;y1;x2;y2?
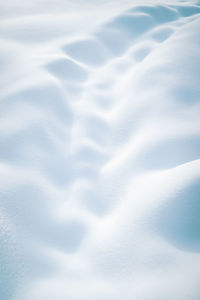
0;0;200;299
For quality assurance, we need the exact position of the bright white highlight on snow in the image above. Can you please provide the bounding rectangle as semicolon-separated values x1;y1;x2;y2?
0;0;200;299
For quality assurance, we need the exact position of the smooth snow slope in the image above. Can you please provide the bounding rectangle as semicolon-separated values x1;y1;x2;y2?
0;0;200;299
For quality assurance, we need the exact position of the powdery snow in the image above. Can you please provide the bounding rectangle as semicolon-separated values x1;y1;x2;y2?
0;1;200;299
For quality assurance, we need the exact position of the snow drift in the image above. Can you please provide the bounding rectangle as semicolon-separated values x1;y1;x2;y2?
0;0;200;299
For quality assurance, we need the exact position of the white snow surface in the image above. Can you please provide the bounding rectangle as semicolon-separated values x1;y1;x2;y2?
0;0;200;299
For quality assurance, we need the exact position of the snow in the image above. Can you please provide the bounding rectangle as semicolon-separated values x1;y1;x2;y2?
0;1;200;299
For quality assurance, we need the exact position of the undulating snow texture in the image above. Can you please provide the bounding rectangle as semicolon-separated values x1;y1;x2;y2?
0;0;200;299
